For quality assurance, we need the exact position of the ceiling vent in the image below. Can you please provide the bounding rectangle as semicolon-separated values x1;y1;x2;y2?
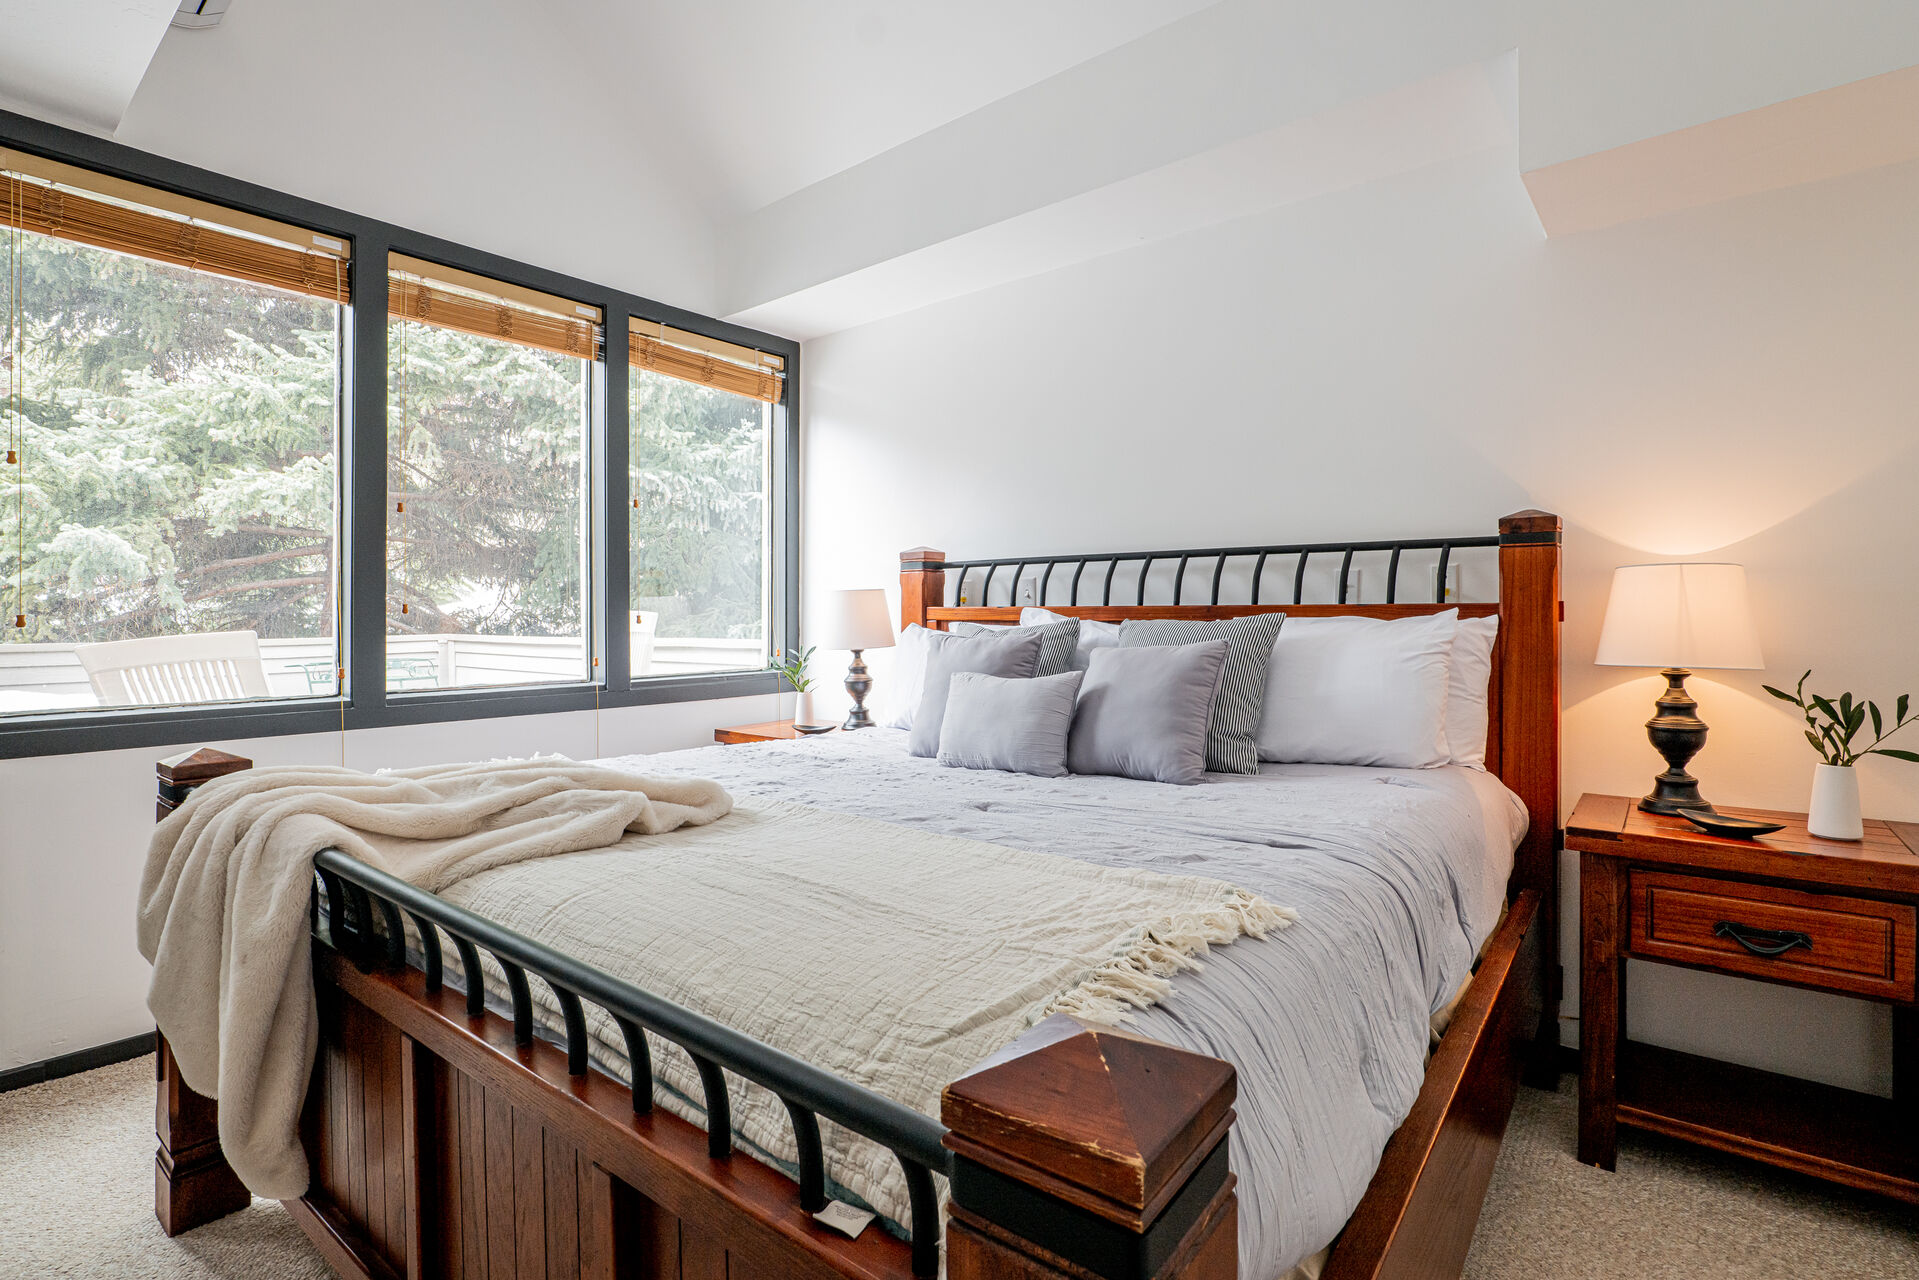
171;0;231;30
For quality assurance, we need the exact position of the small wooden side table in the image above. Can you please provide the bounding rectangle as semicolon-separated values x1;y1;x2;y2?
1568;793;1919;1204
713;720;823;744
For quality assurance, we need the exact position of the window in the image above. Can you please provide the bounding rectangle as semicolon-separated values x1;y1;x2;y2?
386;257;598;692
0;123;797;756
628;322;780;677
0;152;344;714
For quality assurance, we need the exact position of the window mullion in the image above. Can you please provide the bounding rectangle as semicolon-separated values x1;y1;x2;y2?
774;379;800;665
343;232;391;726
600;301;632;694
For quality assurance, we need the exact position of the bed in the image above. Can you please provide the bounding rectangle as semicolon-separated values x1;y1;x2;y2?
148;509;1562;1280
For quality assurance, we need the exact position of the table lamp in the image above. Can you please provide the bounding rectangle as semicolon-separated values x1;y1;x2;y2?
817;588;896;730
1595;563;1763;814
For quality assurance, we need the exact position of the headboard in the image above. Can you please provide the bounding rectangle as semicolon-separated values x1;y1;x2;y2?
897;510;1563;918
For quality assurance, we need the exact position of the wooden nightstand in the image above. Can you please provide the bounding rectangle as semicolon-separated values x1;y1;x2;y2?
1569;793;1919;1204
713;720;827;744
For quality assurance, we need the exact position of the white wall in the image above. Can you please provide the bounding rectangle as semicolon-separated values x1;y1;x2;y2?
799;145;1919;1096
0;691;785;1070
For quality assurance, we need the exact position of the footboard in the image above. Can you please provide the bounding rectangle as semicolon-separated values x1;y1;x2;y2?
150;750;1242;1280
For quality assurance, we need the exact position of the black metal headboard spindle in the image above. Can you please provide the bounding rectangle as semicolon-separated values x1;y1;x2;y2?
943;534;1498;611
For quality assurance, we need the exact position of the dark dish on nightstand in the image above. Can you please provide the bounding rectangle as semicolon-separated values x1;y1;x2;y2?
1674;807;1788;839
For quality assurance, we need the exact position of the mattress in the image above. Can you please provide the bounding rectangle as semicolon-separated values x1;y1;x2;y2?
444;729;1525;1278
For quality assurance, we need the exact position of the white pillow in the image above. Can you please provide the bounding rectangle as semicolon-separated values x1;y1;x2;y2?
1445;616;1498;770
1255;610;1458;768
1020;607;1120;671
882;624;936;729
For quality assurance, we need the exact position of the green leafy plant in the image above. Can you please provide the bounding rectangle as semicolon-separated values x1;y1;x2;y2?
771;644;816;694
1762;671;1919;767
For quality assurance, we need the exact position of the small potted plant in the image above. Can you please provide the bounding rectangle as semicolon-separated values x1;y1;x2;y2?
1763;671;1919;839
772;645;823;728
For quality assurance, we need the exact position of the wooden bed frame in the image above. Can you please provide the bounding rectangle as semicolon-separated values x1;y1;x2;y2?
148;509;1561;1280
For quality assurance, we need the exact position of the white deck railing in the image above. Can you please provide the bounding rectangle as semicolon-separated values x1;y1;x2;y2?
0;633;766;713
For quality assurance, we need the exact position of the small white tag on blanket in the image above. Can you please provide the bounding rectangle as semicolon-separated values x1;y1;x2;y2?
814;1200;875;1239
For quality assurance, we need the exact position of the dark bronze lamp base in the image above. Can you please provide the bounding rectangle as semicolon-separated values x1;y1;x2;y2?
842;649;875;730
1639;667;1715;815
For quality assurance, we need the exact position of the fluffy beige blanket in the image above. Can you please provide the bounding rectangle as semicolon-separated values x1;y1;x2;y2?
135;758;732;1200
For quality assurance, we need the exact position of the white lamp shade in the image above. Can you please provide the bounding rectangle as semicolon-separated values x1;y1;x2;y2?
1594;563;1762;670
814;588;895;651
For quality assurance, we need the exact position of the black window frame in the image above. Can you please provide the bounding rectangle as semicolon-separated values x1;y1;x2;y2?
0;109;798;760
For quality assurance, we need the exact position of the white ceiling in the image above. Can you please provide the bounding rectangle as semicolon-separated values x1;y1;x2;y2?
732;60;1519;339
581;0;1223;216
0;0;175;132
7;0;1919;337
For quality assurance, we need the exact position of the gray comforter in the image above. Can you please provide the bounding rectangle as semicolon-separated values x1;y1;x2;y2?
602;729;1525;1277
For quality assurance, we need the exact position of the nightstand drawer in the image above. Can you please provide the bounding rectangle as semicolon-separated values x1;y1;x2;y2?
1628;871;1916;1001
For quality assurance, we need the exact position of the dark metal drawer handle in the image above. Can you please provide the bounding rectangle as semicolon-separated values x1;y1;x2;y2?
1713;920;1812;957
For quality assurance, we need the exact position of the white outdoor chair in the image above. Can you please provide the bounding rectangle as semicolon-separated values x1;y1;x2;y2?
632;611;659;677
74;630;272;706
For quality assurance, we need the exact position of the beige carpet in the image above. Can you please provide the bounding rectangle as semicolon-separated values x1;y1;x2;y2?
1465;1075;1919;1279
2;1058;1913;1278
0;1058;330;1280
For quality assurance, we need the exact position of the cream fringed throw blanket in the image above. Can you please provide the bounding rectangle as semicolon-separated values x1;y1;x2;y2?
135;759;733;1201
437;802;1297;1231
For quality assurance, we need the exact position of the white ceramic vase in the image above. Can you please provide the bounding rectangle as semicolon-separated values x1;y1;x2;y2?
1807;762;1863;841
794;688;817;727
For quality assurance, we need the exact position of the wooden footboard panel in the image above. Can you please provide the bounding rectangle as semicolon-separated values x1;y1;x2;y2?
299;983;414;1279
300;979;694;1280
298;951;924;1280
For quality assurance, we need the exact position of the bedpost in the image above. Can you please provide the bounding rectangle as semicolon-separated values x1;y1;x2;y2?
900;547;946;631
153;747;254;1236
942;1027;1239;1280
1496;510;1562;1077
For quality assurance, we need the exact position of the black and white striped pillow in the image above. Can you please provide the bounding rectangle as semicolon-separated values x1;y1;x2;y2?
1116;614;1286;774
950;619;1080;678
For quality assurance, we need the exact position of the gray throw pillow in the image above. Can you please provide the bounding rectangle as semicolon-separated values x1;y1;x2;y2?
908;628;1045;757
937;670;1086;777
1067;641;1229;785
950;619;1080;677
1118;613;1285;775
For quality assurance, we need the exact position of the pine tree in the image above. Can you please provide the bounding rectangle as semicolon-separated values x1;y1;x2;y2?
2;231;769;656
2;237;336;643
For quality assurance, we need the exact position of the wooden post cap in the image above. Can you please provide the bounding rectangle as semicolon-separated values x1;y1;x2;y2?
156;747;254;784
942;1027;1236;1227
1498;510;1562;542
900;546;946;564
157;748;254;822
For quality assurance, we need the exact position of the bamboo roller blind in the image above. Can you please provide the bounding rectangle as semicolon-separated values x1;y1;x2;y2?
0;147;348;301
389;254;601;361
630;319;784;403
